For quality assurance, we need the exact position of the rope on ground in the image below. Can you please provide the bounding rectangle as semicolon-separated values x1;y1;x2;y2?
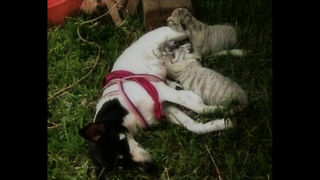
47;1;121;102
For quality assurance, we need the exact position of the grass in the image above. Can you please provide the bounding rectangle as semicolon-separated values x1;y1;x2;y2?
47;0;272;179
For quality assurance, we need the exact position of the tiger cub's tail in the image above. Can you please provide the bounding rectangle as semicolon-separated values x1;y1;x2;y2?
224;91;249;116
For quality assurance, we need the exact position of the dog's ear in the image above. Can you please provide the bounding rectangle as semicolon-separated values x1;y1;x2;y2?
79;123;105;142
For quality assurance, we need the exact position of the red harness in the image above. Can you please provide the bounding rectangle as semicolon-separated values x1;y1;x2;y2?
102;70;164;129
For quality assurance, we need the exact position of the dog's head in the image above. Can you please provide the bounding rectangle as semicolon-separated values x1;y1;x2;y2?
79;98;154;178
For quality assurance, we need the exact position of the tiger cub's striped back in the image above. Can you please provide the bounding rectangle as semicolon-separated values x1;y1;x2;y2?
164;43;248;116
167;8;238;57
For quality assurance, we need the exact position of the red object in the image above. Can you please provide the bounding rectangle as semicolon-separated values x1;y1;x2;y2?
48;0;82;25
103;70;164;128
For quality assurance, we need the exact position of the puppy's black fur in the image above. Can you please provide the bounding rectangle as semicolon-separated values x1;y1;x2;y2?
79;98;131;179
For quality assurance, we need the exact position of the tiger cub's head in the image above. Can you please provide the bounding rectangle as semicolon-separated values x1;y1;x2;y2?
171;43;201;64
167;8;194;32
163;41;201;79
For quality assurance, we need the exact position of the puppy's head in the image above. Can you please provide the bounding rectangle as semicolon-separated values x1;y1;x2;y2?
79;98;154;179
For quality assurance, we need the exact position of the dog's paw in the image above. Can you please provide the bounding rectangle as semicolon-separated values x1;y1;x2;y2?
224;118;235;129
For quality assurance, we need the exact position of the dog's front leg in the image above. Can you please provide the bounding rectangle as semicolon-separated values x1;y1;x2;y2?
126;136;154;172
162;103;233;134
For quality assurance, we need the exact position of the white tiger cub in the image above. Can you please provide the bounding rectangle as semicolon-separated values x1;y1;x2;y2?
167;8;246;57
162;42;249;116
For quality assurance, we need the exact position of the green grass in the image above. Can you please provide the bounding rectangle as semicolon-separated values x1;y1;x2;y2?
48;0;272;179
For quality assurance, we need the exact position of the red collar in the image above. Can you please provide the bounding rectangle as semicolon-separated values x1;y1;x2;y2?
101;70;164;129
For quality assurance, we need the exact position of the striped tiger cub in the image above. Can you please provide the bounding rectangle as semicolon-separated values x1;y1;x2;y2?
167;8;245;57
162;42;248;116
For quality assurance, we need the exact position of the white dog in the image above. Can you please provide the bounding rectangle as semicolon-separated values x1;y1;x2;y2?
79;27;233;178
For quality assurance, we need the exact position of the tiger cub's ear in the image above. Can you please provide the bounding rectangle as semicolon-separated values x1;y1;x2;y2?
79;123;105;142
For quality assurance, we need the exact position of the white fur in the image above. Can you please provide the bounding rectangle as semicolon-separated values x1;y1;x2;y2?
119;133;125;140
95;27;233;164
213;49;248;57
128;138;152;163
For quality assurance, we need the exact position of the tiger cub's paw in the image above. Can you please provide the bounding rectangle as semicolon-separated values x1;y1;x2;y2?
230;49;251;57
175;83;183;90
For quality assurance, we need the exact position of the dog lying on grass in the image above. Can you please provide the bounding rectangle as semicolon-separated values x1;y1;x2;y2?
78;26;233;179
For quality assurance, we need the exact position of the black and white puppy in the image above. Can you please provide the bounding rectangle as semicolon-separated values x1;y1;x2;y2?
79;27;233;179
